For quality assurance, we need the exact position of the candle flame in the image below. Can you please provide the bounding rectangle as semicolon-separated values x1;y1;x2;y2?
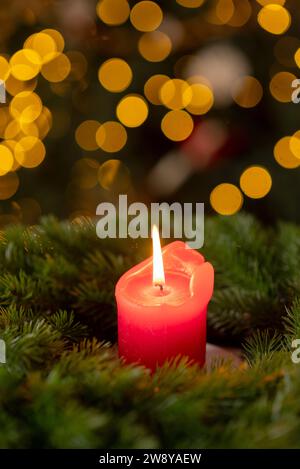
152;225;165;288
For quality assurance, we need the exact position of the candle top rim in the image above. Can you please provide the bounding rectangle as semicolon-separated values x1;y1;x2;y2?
116;241;214;309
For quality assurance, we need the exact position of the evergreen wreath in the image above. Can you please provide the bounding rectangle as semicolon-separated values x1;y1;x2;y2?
0;213;299;448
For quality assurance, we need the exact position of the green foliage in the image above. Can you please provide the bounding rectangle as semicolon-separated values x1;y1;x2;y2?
0;213;300;448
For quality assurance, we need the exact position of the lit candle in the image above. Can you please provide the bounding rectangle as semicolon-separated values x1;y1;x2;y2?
116;226;214;371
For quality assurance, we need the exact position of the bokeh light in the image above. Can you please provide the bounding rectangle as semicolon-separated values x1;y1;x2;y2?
240;166;272;199
42;29;65;53
232;76;263;108
2;140;21;171
41;53;71;82
15;137;46;168
227;0;252;28
215;0;235;25
98;59;132;93
4;120;22;140
116;95;149;127
274;136;300;169
34;107;52;140
10;91;42;123
161;110;194;141
130;2;163;32
24;32;57;64
210;183;243;215
138;31;172;62
0;172;19;200
144;74;170;105
75;120;100;151
185;83;214;115
0;56;10;81
0;145;14;176
10;49;41;81
19;119;39;137
257;5;290;35
160;79;192;110
0;107;10;134
289;131;300;159
96;121;127;153
269;71;296;103
294;48;300;68
96;0;130;26
0;3;298;228
98;159;130;191
4;75;37;96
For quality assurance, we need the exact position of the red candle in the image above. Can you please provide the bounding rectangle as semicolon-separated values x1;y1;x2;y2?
116;226;214;371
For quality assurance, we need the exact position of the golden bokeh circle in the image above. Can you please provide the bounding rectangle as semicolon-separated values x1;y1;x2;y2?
257;5;290;35
0;145;14;176
24;32;57;64
0;56;10;81
96;121;127;153
0;172;20;200
42;29;65;53
160;79;192;110
144;74;169;105
210;183;243;215
41;53;71;82
185;83;214;114
4;75;37;96
289;131;300;159
96;0;130;26
34;107;53;140
274;136;300;169
294;48;300;68
161;110;194;141
98;59;132;92
10;91;42;123
15;137;46;168
75;120;101;151
4;120;21;140
269;71;296;103
10;49;41;81
2;140;21;171
232;76;263;108
138;31;172;62
116;95;149;127
130;1;163;32
19;120;39;138
240;166;272;199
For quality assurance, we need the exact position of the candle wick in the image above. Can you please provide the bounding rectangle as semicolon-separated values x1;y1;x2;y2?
155;283;164;291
